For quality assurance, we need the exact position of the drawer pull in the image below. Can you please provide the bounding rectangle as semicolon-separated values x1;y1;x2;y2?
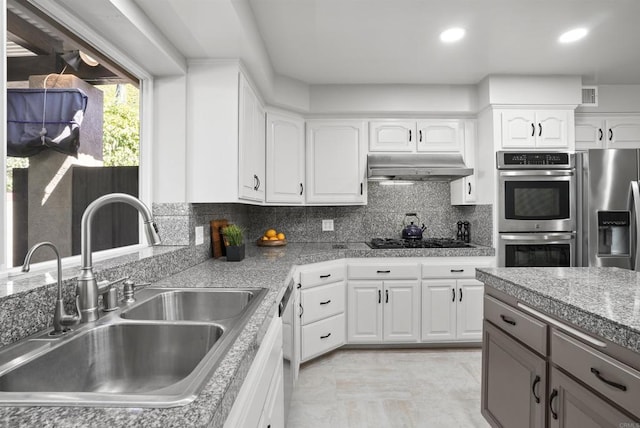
377;270;391;273
319;300;331;305
320;333;331;339
319;274;331;279
500;314;517;326
450;269;464;273
590;368;628;391
549;389;558;420
532;375;541;404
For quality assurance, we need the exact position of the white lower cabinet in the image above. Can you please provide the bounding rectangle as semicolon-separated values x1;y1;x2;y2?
298;261;346;362
347;280;420;343
224;315;283;428
421;279;484;341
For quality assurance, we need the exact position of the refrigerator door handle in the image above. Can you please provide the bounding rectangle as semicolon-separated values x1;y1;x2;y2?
628;181;640;270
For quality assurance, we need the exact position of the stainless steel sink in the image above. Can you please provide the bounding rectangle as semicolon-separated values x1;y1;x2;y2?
0;287;268;407
121;289;257;321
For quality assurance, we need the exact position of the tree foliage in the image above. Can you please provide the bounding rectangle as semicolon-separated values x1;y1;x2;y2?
99;84;140;166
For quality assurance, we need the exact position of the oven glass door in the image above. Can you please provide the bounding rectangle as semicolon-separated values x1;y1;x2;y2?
499;171;575;232
499;233;575;267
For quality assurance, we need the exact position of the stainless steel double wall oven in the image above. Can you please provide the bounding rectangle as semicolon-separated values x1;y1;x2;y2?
497;151;577;267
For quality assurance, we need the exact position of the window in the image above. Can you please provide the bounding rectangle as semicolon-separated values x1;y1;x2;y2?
3;0;148;268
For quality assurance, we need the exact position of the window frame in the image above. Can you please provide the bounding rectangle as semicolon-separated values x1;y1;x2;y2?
1;0;155;274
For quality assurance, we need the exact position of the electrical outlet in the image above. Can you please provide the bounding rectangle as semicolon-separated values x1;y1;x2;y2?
322;219;334;232
195;226;204;245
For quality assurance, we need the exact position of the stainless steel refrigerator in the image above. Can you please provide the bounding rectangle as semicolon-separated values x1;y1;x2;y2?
580;149;640;269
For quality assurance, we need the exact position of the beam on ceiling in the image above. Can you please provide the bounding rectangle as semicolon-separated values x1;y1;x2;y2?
6;8;62;55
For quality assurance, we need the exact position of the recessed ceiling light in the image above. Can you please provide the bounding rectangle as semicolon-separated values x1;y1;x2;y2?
558;28;588;43
440;27;465;43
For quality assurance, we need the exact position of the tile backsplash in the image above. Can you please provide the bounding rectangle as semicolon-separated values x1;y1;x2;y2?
155;182;493;251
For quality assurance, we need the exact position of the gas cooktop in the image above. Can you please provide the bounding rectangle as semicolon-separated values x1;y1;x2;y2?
367;238;472;249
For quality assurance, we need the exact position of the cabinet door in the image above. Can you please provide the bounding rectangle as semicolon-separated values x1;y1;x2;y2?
383;281;420;342
549;366;635;428
575;117;605;150
369;120;415;152
347;281;382;343
306;121;367;204
455;279;484;341
500;110;536;148
421;279;456;341
266;112;305;204
416;119;464;152
450;120;476;205
606;117;640;149
536;110;570;148
238;74;265;202
257;350;285;428
482;321;546;428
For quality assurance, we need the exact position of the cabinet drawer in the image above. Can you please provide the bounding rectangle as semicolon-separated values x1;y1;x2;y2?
301;281;345;325
300;264;345;289
422;265;476;279
348;264;419;280
301;314;345;361
551;329;640;419
484;295;547;355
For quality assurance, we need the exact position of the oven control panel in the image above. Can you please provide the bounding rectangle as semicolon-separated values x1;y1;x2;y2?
497;151;574;169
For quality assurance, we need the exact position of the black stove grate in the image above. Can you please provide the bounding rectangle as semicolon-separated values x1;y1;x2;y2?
367;238;472;249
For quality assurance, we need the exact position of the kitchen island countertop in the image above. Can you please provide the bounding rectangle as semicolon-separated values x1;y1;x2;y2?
476;267;640;355
0;242;494;427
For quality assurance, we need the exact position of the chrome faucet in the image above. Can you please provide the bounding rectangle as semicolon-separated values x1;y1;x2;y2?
22;242;80;335
76;193;161;322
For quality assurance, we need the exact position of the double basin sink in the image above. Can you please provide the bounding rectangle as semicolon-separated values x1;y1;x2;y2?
0;287;268;407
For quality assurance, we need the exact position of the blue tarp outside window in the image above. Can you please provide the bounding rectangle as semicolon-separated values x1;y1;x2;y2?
7;88;88;157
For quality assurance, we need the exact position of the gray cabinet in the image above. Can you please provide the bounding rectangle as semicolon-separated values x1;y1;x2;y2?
482;321;546;428
549;366;636;427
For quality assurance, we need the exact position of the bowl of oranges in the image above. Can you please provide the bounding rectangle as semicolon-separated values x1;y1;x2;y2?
257;229;287;246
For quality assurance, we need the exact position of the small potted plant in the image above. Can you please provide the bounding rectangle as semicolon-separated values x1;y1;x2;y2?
222;224;245;262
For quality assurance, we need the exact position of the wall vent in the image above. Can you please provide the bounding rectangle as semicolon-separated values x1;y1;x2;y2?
581;86;598;106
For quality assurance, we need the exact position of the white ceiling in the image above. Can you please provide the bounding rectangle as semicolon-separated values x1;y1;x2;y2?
104;0;640;85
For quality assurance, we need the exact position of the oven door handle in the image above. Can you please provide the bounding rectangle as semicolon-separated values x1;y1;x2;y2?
500;233;575;242
628;181;640;270
499;170;574;177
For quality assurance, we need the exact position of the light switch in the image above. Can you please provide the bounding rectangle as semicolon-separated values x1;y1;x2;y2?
322;219;334;232
195;226;204;245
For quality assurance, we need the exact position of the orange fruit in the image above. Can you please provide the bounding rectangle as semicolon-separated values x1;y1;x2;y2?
265;229;277;238
269;236;279;241
277;232;285;240
261;236;269;241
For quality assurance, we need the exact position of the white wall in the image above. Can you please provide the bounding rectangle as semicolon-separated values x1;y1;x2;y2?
477;75;582;109
308;84;477;115
153;76;187;202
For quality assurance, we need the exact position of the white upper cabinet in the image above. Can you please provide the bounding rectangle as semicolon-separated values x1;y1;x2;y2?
238;73;265;202
368;120;415;152
450;120;477;205
369;119;464;153
266;111;305;204
500;109;572;149
416;120;464;152
306;120;367;204
576;116;640;150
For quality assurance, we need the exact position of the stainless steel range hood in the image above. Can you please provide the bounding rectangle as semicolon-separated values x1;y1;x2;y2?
367;153;473;181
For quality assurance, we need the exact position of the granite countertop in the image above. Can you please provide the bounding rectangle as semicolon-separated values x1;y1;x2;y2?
477;267;640;354
0;242;494;427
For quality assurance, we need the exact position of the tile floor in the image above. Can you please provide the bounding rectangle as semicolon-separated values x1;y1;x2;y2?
287;348;490;428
